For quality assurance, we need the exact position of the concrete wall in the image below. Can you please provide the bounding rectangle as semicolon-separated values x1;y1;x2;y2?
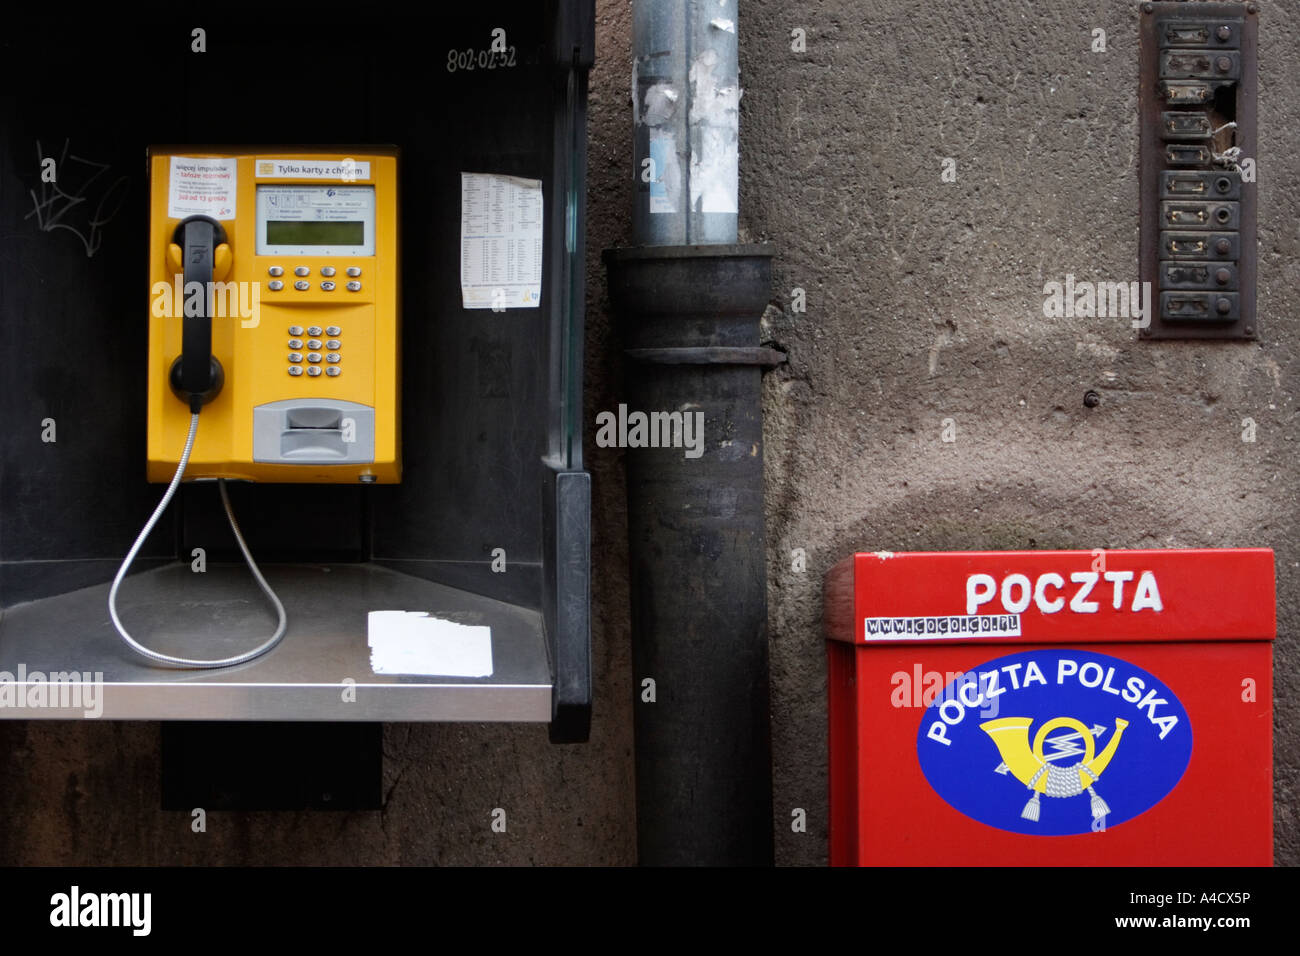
1;0;1293;866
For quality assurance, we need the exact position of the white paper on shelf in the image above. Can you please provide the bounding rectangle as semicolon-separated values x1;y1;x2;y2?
366;610;494;677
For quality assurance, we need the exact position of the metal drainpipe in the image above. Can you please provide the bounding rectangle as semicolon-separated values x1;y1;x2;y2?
603;0;781;866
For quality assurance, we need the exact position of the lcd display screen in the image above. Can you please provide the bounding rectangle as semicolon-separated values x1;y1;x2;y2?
255;185;375;256
265;220;365;246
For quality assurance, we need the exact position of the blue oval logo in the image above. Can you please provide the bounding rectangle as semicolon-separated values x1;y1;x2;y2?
916;649;1192;835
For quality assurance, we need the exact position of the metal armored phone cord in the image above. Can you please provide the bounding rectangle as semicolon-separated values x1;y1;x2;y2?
107;412;287;668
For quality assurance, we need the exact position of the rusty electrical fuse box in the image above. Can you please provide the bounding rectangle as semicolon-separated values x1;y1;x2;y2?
1139;2;1257;340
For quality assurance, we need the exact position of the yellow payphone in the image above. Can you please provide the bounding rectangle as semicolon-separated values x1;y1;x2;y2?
147;146;400;483
110;147;400;668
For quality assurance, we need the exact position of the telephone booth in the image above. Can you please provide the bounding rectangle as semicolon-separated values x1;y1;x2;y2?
0;3;595;811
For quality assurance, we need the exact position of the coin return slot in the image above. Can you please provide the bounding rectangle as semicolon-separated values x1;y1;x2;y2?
283;408;347;457
252;399;376;465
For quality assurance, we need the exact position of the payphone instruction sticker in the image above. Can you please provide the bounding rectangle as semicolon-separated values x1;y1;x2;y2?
366;610;494;677
167;156;237;220
460;172;543;310
256;158;371;180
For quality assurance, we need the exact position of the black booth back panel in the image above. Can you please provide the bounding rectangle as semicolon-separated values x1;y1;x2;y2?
0;10;556;608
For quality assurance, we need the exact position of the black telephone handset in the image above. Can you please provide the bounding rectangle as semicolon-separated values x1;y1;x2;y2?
111;213;286;669
168;215;227;412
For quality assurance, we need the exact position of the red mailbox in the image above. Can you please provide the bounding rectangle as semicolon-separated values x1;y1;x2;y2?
825;549;1275;866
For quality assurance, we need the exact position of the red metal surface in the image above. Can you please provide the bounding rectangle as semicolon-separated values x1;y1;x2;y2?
827;549;1275;645
825;549;1275;866
827;641;858;867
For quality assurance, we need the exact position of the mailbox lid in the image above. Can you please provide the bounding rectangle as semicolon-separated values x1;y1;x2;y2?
825;549;1275;646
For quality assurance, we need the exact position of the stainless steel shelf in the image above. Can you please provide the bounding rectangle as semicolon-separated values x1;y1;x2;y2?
0;563;551;722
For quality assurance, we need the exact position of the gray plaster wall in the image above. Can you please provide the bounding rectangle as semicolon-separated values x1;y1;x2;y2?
0;0;1293;866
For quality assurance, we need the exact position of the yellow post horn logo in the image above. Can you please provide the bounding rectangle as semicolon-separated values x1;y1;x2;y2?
981;716;1130;823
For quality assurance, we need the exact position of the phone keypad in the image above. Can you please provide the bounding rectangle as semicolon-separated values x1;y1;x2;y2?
267;267;366;293
285;326;343;378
